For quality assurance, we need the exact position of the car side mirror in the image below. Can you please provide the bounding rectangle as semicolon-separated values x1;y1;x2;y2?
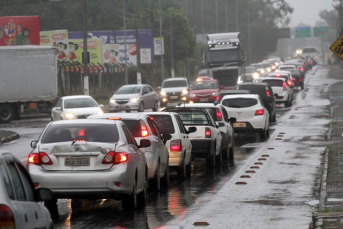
37;188;53;202
186;126;197;134
161;134;172;145
30;140;38;148
218;122;225;127
158;86;161;90
139;139;151;148
99;104;104;108
55;107;61;111
220;86;224;90
229;117;237;123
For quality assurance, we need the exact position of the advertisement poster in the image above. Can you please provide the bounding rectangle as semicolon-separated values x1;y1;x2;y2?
115;29;154;65
154;37;164;55
103;43;120;64
68;30;115;44
40;30;68;47
140;48;152;64
68;38;103;72
0;16;40;46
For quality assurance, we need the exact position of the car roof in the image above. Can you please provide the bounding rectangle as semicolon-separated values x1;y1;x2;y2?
61;95;94;99
88;113;150;120
261;77;287;82
220;89;250;94
238;82;269;87
145;111;177;116
163;77;188;81
0;150;12;157
222;94;260;99
176;103;217;108
120;84;151;87
50;119;119;125
194;79;218;83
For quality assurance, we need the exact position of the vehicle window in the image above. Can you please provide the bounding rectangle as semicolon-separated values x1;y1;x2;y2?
146;118;160;137
204;108;216;121
16;163;36;202
122;125;136;145
261;79;283;87
7;163;26;201
64;98;98;108
238;85;264;97
162;80;188;88
222;98;258;108
0;162;15;200
121;120;142;137
55;99;62;108
193;81;218;90
143;87;149;94
220;107;229;122
149;115;175;134
147;86;153;92
41;123;119;143
175;114;186;134
174;110;211;125
116;85;142;94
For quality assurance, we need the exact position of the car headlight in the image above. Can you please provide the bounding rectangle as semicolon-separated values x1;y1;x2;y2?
98;110;104;115
212;92;219;96
253;73;260;79
260;70;265;73
110;99;115;103
160;90;166;96
131;97;140;103
182;89;188;95
190;93;196;97
65;113;75;119
267;68;271;72
275;63;279;66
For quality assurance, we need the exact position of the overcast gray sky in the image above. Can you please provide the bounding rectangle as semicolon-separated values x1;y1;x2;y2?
285;0;334;27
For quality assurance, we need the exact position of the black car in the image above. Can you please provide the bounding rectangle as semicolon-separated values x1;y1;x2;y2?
237;82;276;122
289;69;304;90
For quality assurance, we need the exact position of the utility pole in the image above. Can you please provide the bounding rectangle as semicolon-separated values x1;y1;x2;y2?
134;0;141;84
82;0;89;95
170;17;174;78
236;0;239;31
215;0;218;33
123;0;128;84
159;0;164;81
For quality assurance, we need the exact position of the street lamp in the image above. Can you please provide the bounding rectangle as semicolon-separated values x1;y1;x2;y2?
248;1;252;62
159;0;164;81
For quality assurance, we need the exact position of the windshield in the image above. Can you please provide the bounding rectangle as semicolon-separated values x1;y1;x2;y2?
250;64;263;69
173;110;211;125
162;80;188;88
192;81;218;90
64;98;98;108
302;48;317;53
41;123;119;143
245;67;256;74
116;86;142;94
222;98;258;108
262;79;283;87
207;49;240;63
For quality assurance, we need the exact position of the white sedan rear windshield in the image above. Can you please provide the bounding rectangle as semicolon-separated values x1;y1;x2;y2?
176;110;211;125
262;79;283;87
41;124;119;143
222;98;258;108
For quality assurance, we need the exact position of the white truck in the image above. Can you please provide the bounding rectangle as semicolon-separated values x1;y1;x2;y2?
0;45;58;123
204;32;246;89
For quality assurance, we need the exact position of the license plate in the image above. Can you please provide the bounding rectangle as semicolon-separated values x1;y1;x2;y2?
65;157;90;166
170;96;178;99
233;123;246;128
119;105;126;109
200;98;208;102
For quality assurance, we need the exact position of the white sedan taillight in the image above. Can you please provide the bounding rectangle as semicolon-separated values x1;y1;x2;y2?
170;139;181;151
255;109;264;116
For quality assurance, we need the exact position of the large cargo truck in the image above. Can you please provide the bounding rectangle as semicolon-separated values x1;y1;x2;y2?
204;32;246;89
0;45;58;123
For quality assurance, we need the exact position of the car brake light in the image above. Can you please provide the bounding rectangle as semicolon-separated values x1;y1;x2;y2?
301;67;304;71
28;152;52;165
283;82;287;91
170;139;181;151
287;81;292;86
215;95;220;102
107;117;121;120
255;109;264;115
266;87;270;97
140;120;149;137
300;78;303;82
275;74;281;77
102;151;128;164
0;205;15;229
216;108;222;121
205;127;211;138
296;66;299;69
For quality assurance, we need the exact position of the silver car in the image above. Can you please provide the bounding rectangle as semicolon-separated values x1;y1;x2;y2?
27;119;150;210
109;84;159;112
51;95;104;121
0;150;53;229
88;113;170;191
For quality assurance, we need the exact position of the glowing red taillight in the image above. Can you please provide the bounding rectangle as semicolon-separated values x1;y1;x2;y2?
266;87;270;97
28;152;52;165
0;205;15;229
102;151;128;164
255;109;264;115
283;82;287;91
301;67;304;71
215;95;220;102
140;120;149;137
216;108;222;121
205;127;211;138
287;81;292;86
170;139;181;152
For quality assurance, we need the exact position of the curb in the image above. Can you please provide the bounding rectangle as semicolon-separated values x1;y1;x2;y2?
0;131;20;145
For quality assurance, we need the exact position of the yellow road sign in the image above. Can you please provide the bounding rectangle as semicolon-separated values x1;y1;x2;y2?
330;34;343;60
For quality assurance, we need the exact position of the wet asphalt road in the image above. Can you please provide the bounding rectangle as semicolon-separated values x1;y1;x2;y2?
0;92;298;229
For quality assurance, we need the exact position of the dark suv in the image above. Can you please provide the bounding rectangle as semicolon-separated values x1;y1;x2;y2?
237;82;276;122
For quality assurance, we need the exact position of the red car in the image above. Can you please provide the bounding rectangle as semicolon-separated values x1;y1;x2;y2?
189;79;222;103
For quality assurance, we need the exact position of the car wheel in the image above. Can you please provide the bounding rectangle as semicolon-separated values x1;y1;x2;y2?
206;141;216;168
152;161;161;191
122;178;137;210
152;101;158;112
216;146;223;165
229;141;235;161
272;113;276;122
186;158;192;177
222;144;230;160
137;170;147;206
0;104;14;123
161;159;170;186
177;155;187;178
138;102;144;112
44;198;59;222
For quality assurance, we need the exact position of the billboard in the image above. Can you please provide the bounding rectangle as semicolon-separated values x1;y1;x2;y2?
115;29;154;65
154;37;164;55
0;16;40;46
68;38;103;68
40;30;68;47
68;30;115;44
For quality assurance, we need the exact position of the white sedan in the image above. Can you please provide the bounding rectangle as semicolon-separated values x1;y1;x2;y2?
260;77;293;107
51;95;104;121
221;94;270;139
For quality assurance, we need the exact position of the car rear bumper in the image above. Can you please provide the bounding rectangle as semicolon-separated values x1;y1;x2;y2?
189;139;215;157
169;150;184;166
109;104;139;111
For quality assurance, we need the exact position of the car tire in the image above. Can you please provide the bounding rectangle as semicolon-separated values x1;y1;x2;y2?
272;113;276;122
206;141;216;168
216;146;223;165
152;101;158;112
161;159;170;186
229;141;235;161
137;170;147;206
44;198;59;222
122;178;137;210
177;156;187;178
222;144;230;160
186;158;192;177
152;161;161;191
0;104;14;123
138;102;145;112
